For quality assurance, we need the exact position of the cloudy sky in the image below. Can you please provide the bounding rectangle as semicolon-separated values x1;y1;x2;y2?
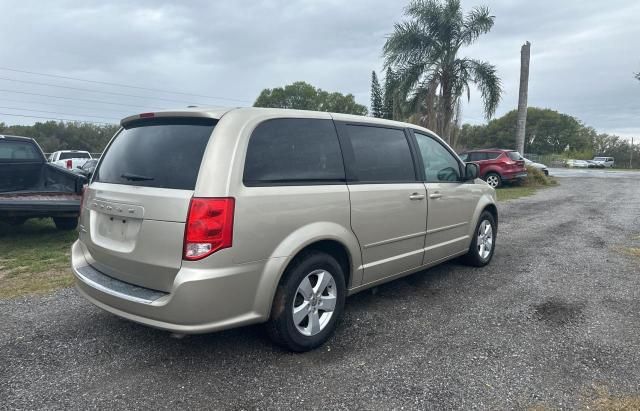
0;0;639;139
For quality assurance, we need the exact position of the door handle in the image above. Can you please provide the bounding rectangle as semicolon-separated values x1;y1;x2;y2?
409;193;425;200
429;192;443;199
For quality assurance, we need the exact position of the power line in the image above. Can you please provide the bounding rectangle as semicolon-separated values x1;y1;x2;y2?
0;66;251;103
0;106;120;121
0;76;210;105
0;89;164;110
0;97;131;116
0;112;116;125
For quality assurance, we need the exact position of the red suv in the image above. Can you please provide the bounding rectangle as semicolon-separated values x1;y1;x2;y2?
458;149;527;188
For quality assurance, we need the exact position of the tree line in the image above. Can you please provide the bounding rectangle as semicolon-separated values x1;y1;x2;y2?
0;121;118;153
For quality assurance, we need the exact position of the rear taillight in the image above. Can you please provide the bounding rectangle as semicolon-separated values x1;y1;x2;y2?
79;185;87;220
66;159;72;169
183;197;234;260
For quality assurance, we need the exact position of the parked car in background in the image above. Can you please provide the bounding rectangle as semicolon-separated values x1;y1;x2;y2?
73;159;98;179
592;156;615;168
523;157;549;175
586;160;604;168
458;149;527;188
0;135;86;229
567;160;589;168
71;107;498;352
49;150;92;170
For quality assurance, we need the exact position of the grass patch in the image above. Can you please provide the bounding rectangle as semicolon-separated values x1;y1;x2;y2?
496;166;557;201
583;386;640;411
621;247;640;258
496;186;539;201
0;218;76;299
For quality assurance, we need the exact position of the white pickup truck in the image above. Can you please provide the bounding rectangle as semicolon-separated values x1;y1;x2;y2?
49;150;93;170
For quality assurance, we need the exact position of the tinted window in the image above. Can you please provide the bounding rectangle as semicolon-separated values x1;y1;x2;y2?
244;118;345;185
507;151;523;161
468;152;488;161
344;125;415;182
414;132;461;182
458;153;468;161
59;152;91;160
0;141;41;161
94;118;215;190
486;152;501;160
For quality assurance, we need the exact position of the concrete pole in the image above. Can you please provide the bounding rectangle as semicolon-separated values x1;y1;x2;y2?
515;41;531;155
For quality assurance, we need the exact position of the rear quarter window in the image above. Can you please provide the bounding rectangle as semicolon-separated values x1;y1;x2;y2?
243;118;345;185
94;117;216;190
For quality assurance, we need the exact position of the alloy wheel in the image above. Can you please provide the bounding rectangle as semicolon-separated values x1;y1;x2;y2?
292;269;337;336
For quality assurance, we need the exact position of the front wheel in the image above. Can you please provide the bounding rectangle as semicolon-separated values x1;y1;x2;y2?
266;251;346;352
53;217;78;230
463;211;497;267
484;172;502;188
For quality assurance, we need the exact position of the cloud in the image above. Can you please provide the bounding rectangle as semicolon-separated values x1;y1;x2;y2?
0;0;638;140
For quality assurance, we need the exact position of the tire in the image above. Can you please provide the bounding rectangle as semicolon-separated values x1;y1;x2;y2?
484;172;502;188
53;217;78;230
266;250;346;352
463;211;497;267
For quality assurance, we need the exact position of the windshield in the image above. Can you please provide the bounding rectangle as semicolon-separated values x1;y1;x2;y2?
94;117;216;190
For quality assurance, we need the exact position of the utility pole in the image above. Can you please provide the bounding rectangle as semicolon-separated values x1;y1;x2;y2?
631;137;634;169
515;41;531;155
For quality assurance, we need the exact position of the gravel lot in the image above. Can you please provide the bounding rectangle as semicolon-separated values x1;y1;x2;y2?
1;176;639;410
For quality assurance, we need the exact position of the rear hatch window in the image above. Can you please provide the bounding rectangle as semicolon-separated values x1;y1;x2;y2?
94;117;216;190
507;151;523;161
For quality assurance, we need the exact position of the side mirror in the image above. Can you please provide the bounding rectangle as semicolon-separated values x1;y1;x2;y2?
464;163;479;181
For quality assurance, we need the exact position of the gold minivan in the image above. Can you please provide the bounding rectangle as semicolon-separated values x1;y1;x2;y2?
71;107;497;351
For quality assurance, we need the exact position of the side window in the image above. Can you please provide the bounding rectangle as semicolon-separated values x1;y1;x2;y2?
458;153;469;162
486;152;501;160
343;125;416;182
414;132;461;182
243;118;345;185
468;152;487;161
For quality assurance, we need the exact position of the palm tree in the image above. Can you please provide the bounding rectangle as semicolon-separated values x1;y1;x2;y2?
383;0;502;143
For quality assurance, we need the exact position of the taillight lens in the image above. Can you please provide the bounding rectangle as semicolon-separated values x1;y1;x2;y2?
66;159;72;169
79;185;87;220
183;197;234;260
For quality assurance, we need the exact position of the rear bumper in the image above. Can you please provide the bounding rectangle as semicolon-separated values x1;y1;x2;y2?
71;240;270;333
503;171;528;181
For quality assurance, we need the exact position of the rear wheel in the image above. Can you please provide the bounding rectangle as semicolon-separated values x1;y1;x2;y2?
266;250;346;352
53;217;78;230
484;172;502;188
463;211;497;267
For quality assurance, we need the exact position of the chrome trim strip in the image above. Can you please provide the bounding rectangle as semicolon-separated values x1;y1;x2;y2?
363;231;427;249
423;235;468;251
360;248;425;270
426;221;468;235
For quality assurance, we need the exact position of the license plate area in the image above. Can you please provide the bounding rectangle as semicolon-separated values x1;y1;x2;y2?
89;200;144;253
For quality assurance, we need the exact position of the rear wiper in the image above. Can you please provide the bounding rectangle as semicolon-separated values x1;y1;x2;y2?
121;173;154;181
